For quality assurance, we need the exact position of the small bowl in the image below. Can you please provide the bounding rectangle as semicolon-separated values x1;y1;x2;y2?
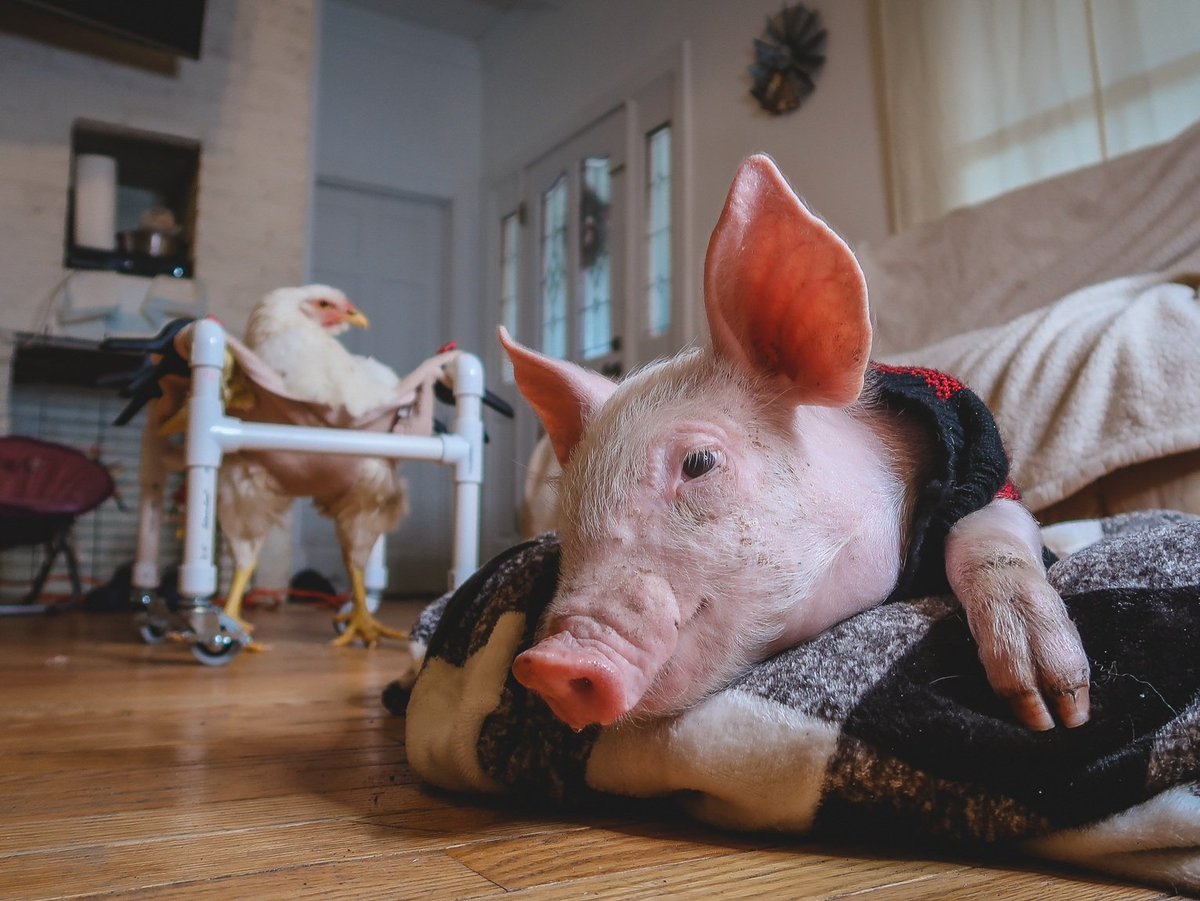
118;228;182;257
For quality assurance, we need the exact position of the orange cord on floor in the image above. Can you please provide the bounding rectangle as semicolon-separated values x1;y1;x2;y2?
226;585;349;612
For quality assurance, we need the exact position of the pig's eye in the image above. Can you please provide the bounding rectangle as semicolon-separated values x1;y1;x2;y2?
682;448;720;480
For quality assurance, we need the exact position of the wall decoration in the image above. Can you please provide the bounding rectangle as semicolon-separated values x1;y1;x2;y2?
748;4;828;115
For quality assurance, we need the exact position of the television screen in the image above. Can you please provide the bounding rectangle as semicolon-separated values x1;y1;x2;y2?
16;0;207;59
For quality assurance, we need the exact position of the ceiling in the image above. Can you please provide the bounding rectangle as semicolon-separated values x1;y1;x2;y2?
339;0;557;42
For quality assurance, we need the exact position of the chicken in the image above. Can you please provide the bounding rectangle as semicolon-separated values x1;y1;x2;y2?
219;284;408;648
243;284;400;416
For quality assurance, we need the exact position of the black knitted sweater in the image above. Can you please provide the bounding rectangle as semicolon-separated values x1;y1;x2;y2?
870;363;1032;603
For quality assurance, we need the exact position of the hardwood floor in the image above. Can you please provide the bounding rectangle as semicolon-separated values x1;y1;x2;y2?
0;603;1175;899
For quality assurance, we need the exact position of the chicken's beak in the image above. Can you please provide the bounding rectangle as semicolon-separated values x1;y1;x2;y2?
344;308;370;329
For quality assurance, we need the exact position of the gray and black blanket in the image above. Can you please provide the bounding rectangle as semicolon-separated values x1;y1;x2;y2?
399;512;1200;895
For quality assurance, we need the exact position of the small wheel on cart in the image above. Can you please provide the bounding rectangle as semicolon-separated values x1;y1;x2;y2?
135;592;171;645
138;620;170;645
191;614;244;666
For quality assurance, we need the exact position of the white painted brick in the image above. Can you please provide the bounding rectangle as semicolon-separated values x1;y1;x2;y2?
0;0;316;346
1;0;318;581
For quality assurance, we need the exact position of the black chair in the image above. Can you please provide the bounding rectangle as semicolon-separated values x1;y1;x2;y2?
0;436;114;614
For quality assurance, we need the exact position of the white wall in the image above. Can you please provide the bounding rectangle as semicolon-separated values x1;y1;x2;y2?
481;0;890;342
0;0;317;440
0;0;318;341
0;0;317;589
315;1;508;571
316;0;483;350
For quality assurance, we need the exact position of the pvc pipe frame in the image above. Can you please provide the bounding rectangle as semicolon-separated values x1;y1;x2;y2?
171;318;485;600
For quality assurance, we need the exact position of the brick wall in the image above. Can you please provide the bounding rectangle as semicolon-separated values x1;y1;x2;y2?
0;0;317;593
0;0;317;426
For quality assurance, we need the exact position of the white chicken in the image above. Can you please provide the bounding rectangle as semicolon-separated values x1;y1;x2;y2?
243;284;400;416
219;284;409;648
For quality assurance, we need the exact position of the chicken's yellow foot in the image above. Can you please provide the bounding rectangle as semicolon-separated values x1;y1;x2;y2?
221;566;257;635
332;565;407;648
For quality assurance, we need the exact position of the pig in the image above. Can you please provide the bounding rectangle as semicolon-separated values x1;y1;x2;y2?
498;154;1090;735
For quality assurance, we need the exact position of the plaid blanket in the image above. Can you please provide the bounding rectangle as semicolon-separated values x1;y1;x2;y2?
398;512;1200;895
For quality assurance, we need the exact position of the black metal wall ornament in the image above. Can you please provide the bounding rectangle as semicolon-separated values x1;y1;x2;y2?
749;4;828;115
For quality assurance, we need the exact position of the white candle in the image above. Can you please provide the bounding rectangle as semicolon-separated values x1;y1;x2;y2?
74;154;118;250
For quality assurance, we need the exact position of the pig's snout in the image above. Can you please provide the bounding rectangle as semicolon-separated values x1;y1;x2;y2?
513;573;681;731
512;633;634;731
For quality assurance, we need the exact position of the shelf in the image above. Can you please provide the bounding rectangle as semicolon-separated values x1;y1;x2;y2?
65;245;192;280
67;121;200;276
9;332;143;388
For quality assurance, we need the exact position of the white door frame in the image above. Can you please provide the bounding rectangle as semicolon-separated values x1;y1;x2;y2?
481;49;692;554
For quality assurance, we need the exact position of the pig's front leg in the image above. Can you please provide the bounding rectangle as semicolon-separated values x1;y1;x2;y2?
944;499;1090;731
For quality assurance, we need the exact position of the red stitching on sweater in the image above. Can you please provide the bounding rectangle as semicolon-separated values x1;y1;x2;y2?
872;363;964;401
995;481;1021;501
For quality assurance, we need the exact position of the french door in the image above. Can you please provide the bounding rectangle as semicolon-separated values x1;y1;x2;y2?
486;69;683;552
521;105;628;380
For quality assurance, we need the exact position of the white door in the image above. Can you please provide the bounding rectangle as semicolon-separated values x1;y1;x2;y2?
494;106;629;519
522;105;628;379
490;84;682;545
303;181;452;596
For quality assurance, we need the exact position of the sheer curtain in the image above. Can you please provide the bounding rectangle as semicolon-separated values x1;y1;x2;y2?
874;0;1200;231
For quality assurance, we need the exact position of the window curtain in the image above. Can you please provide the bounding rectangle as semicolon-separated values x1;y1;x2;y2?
873;0;1200;231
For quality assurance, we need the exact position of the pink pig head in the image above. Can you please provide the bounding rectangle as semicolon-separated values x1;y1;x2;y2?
499;155;910;732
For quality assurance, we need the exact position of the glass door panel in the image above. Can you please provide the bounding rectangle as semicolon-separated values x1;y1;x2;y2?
522;105;626;377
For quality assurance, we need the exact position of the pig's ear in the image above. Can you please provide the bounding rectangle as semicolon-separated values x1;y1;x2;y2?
498;327;617;466
703;154;871;407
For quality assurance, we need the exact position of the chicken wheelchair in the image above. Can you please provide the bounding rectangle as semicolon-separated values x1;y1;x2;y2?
107;317;506;665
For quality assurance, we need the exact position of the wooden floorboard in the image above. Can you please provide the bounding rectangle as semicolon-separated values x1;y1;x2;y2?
0;603;1173;899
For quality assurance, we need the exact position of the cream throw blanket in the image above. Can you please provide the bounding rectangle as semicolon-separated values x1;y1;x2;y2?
881;274;1200;511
